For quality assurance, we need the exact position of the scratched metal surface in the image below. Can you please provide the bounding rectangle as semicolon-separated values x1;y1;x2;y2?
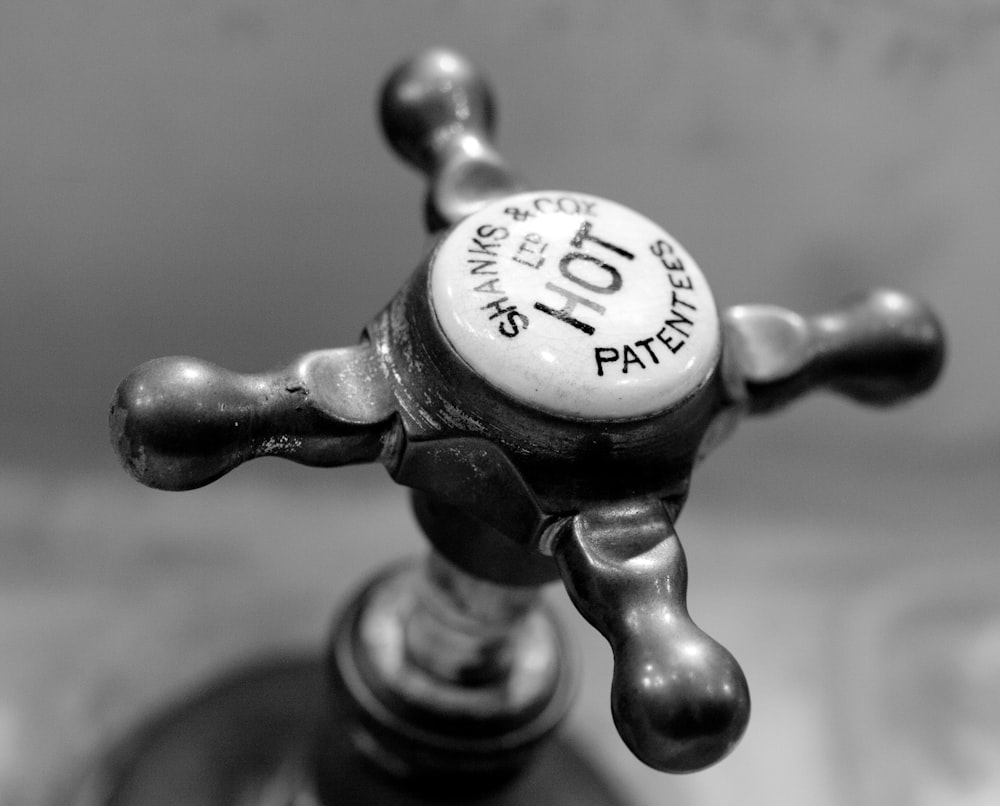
2;2;999;805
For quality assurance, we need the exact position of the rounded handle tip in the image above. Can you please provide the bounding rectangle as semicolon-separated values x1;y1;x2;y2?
380;48;496;174
613;624;750;773
109;356;255;490
825;288;945;405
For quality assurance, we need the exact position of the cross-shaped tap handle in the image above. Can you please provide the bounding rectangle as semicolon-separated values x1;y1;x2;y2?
110;49;944;774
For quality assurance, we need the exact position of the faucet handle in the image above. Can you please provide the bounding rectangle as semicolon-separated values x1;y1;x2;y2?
104;46;948;788
723;288;945;414
109;346;395;490
380;48;525;230
551;499;750;773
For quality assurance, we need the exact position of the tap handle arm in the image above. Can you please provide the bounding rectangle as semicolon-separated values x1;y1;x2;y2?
552;499;751;773
109;346;395;490
723;288;945;414
380;48;526;231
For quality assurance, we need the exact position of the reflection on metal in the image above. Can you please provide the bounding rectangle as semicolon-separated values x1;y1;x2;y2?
326;557;573;792
97;47;944;803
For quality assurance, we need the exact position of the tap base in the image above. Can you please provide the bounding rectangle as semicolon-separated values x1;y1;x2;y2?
63;655;631;806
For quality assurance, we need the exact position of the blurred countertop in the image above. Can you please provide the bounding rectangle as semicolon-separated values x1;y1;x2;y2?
4;436;999;805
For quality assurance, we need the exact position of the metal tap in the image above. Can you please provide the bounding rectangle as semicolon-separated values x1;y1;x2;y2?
107;48;945;797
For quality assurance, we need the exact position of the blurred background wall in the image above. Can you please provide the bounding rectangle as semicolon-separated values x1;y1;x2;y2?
1;2;998;805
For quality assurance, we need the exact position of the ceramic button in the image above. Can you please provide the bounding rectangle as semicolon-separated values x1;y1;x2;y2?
429;191;720;420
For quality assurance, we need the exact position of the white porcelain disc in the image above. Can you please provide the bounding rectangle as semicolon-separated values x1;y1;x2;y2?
429;191;720;420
